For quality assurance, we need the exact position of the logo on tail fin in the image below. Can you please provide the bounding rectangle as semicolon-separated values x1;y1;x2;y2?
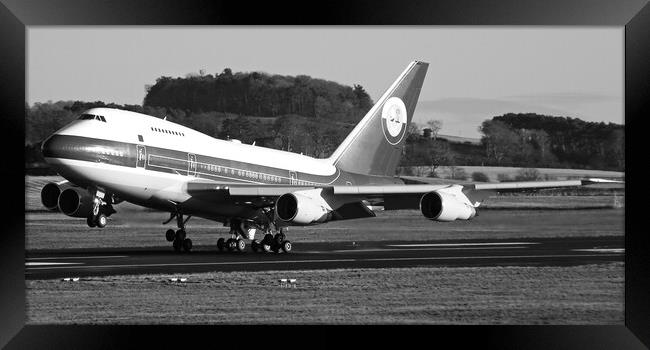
381;97;407;145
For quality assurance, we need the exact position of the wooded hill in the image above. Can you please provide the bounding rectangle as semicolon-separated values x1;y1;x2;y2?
144;69;373;124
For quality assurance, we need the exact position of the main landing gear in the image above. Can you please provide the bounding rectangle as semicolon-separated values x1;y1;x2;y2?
164;212;193;253
217;221;249;253
252;229;292;254
217;222;292;254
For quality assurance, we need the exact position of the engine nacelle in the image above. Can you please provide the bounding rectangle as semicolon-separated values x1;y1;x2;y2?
40;181;73;211
420;190;476;222
58;187;96;218
275;189;333;225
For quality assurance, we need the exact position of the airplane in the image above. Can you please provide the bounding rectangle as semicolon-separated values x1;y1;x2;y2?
39;60;622;254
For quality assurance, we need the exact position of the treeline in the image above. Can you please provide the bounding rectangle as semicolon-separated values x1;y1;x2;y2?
143;69;373;124
399;113;624;173
480;113;624;170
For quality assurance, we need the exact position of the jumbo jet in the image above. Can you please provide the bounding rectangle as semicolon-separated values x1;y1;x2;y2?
39;60;620;254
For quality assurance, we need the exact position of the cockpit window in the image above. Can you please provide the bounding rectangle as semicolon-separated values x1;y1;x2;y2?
79;114;107;122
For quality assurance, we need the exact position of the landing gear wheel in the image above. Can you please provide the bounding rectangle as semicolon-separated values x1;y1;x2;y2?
227;238;237;252
172;238;182;252
86;216;96;228
262;241;272;253
217;238;225;252
236;239;246;252
176;229;186;241
95;213;107;228
251;239;261;253
274;233;285;246
165;229;176;242
281;240;292;253
182;238;193;252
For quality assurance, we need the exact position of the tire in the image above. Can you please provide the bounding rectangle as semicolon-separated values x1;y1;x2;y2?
86;216;96;228
217;238;225;251
281;240;292;253
172;238;182;252
227;238;236;252
95;214;107;228
176;229;186;241
262;242;272;253
165;229;176;242
236;239;246;252
182;238;193;252
251;239;261;253
274;233;284;246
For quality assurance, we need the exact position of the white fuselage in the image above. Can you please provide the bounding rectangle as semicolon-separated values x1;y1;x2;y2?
43;108;344;218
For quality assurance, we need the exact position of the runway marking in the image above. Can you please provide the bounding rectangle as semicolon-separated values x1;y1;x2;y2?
24;253;622;272
327;246;529;253
27;255;129;260
572;248;625;254
361;253;623;262
386;242;539;248
26;262;83;266
25;258;357;270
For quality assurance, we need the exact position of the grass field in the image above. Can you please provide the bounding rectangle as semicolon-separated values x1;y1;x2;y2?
26;209;624;250
26;263;623;324
25;175;624;324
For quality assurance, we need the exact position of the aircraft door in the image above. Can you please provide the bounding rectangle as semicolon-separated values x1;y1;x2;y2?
188;153;197;177
136;145;146;168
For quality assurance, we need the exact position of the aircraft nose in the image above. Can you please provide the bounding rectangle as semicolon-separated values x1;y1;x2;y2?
41;134;63;158
41;135;54;156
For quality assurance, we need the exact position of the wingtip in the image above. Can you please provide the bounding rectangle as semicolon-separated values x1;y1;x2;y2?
581;178;625;185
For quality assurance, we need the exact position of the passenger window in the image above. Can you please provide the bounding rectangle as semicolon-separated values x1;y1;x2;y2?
138;135;144;142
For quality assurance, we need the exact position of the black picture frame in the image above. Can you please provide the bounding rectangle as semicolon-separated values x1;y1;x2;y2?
2;0;648;348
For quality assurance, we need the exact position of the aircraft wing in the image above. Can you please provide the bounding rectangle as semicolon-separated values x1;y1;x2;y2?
185;178;623;210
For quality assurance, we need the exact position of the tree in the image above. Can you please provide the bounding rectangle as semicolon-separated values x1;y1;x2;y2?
515;168;541;181
447;166;468;180
479;120;521;165
425;119;443;140
471;172;490;182
406;122;421;142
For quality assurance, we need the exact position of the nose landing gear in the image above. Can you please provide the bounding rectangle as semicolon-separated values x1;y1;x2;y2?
85;190;117;229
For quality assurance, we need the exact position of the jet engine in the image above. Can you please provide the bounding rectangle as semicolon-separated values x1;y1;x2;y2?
40;181;73;211
420;190;476;222
275;189;333;225
58;187;97;218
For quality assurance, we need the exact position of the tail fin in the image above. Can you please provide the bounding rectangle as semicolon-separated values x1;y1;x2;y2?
328;60;428;176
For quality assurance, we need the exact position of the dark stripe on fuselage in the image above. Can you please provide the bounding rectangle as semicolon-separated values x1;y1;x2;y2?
41;134;397;186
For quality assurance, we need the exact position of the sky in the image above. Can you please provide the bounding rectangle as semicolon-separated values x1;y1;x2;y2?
27;27;623;138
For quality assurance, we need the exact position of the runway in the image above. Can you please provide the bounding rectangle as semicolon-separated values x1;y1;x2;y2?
25;236;623;280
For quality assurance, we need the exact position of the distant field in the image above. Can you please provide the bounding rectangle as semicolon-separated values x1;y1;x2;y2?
26;263;623;324
406;166;624;182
